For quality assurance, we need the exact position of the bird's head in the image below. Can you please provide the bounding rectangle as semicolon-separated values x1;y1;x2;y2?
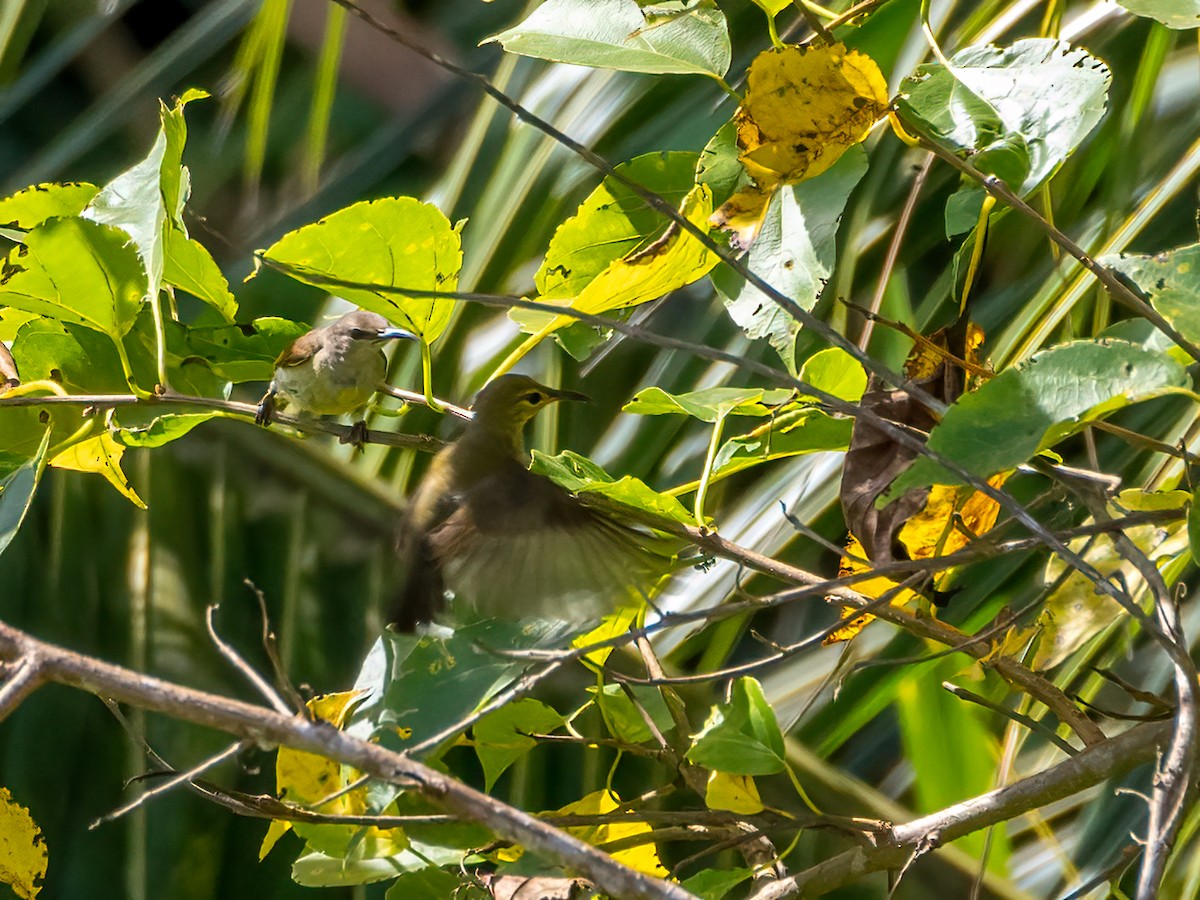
335;310;418;343
471;374;589;434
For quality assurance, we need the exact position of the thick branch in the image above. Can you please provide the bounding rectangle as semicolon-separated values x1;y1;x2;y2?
0;620;695;900
748;720;1171;899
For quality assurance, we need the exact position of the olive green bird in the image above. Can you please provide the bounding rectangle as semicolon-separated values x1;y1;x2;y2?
392;374;680;628
255;309;417;440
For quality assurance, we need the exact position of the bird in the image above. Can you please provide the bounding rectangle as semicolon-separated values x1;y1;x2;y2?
255;309;417;444
392;374;679;628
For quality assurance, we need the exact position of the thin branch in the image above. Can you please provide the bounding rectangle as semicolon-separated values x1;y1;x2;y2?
0;619;695;900
205;603;293;716
377;384;473;420
942;682;1078;757
89;741;246;830
244;579;306;714
0;390;444;452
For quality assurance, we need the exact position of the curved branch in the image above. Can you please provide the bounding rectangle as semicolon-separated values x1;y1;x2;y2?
0;619;695;900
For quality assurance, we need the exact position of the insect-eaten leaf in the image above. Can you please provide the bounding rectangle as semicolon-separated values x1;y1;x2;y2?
734;42;887;191
1101;242;1200;353
882;339;1188;501
0;787;47;899
704;770;764;814
1033;490;1190;669
485;0;731;78
256;197;462;344
0;182;98;232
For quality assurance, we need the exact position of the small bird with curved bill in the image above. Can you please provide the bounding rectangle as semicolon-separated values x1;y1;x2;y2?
392;374;681;629
255;309;418;446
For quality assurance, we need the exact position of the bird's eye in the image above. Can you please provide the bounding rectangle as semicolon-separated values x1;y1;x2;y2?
349;328;367;339
524;391;544;405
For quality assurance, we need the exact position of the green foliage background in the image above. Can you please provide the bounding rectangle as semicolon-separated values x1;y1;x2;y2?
2;0;1200;898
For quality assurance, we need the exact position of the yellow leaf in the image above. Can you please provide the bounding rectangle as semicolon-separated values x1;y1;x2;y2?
573;604;642;668
552;790;668;877
0;787;47;899
824;534;919;643
709;185;772;251
51;433;145;508
736;43;888;190
262;691;408;861
538;184;719;337
897;473;1008;583
704;771;763;814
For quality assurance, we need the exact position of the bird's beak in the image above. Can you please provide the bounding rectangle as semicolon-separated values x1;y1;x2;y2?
376;327;420;342
548;387;590;404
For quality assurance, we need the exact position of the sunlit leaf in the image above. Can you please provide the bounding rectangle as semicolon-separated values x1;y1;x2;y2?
0;430;50;557
486;0;731;77
711;409;851;481
0;218;145;339
51;433;146;508
1114;0;1200;28
0;787;47;899
531;449;695;525
163;229;237;322
113;413;215;448
0;182;98;232
704;770;763;814
884;340;1187;499
623;386;793;422
257;197;462;342
735;42;887;189
588;682;673;745
1102;243;1200;349
711;148;868;372
552;790;668;876
686;677;786;775
681;866;753;900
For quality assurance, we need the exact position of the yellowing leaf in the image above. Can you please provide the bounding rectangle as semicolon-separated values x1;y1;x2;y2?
51;432;146;508
553;790;667;877
704;771;763;814
736;43;888;190
897;474;1008;584
823;534;919;644
262;691;407;861
0;787;47;899
534;184;719;338
573;604;642;668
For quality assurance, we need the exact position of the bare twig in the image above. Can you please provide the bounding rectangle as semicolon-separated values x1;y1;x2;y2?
0;654;45;720
206;603;293;716
376;384;473;420
942;682;1078;757
244;579;306;714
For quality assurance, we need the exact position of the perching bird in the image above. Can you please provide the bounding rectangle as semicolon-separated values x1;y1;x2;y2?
255;309;417;443
392;374;678;628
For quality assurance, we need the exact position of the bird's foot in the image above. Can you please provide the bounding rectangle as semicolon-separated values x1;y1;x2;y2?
341;419;370;450
255;390;276;427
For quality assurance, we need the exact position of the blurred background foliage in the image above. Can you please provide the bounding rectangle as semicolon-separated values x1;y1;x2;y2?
1;0;1199;898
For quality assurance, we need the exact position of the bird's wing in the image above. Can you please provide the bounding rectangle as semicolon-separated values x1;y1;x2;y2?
423;463;676;623
274;331;320;368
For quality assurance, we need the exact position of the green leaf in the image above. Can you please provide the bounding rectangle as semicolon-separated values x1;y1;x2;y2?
291;851;422;887
686;677;786;775
885;340;1188;499
185;316;307;383
11;318;130;393
114;413;215;448
473;698;564;791
798;346;867;403
622;386;793;422
531;449;695;525
83;91;207;304
0;182;98;231
1101;243;1200;348
258;197;462;342
712;409;852;481
0;308;39;342
534;152;699;303
163;229;237;322
0;429;50;557
711;147;867;374
589;682;674;745
485;0;731;77
681;867;753;900
383;868;465;900
1191;490;1200;564
696;120;749;209
896;39;1110;195
1115;0;1200;28
0;217;146;339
